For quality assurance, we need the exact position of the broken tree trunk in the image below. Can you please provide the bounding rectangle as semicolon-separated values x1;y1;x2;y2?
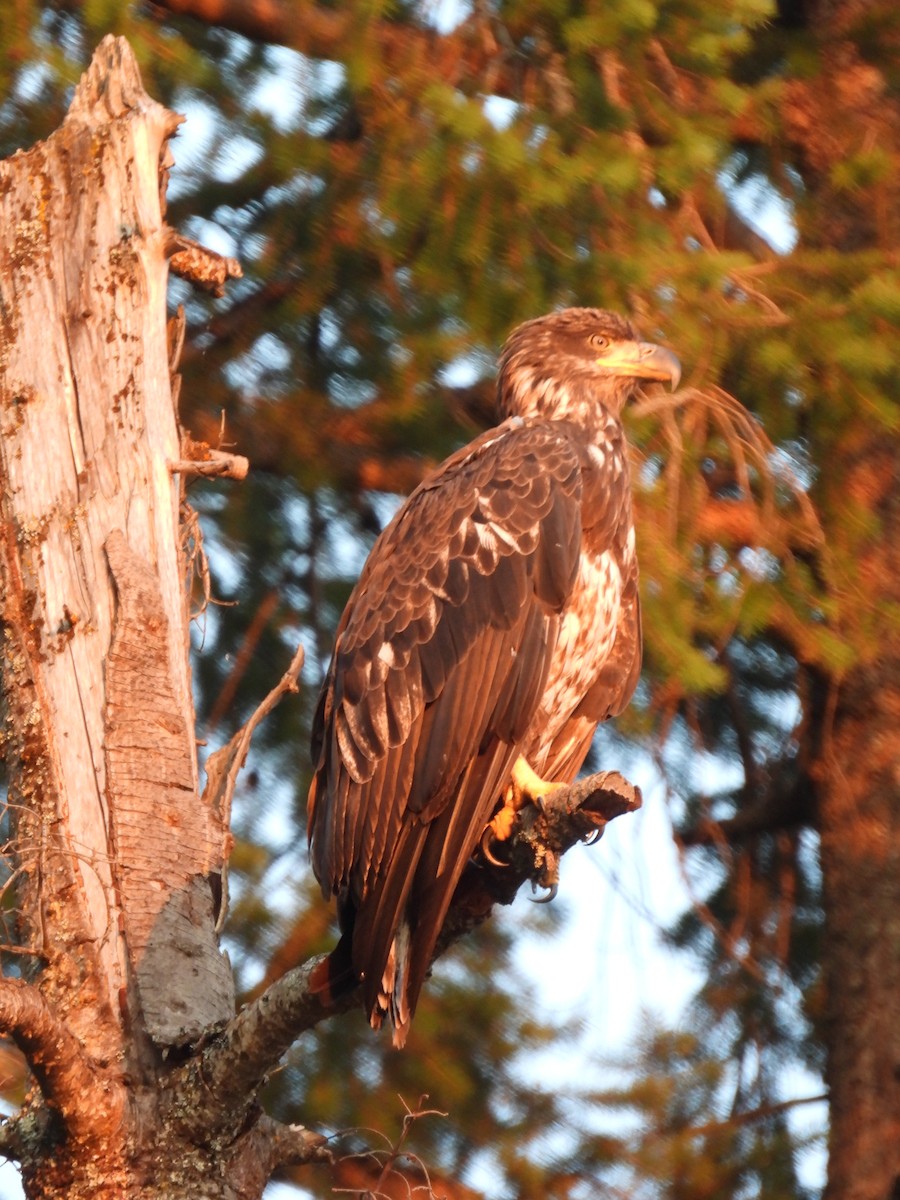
0;35;271;1199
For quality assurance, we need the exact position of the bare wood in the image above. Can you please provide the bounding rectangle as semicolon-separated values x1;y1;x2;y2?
170;425;251;481
105;529;234;1043
0;32;233;1064
169;447;251;480
0;36;260;1197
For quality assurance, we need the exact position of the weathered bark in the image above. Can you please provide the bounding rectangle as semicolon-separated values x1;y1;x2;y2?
0;34;311;1199
0;29;234;1048
815;440;900;1200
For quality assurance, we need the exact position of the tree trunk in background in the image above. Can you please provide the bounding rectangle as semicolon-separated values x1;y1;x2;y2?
816;440;900;1200
792;3;900;1195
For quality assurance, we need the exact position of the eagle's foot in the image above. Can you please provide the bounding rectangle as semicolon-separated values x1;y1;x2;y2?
483;757;564;864
504;756;564;823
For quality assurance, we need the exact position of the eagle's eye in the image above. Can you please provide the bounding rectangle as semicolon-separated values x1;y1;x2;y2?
590;333;611;352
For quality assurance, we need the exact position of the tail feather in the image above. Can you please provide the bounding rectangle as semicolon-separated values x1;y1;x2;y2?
361;740;518;1045
372;922;412;1047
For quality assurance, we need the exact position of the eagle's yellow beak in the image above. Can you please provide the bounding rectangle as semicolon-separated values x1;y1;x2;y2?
601;341;681;390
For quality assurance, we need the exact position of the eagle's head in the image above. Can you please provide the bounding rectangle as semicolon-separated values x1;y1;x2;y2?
497;307;681;423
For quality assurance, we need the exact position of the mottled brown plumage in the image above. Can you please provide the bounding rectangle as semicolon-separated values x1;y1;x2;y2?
307;308;680;1045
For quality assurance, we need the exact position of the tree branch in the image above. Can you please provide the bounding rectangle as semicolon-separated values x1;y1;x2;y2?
0;979;122;1144
682;1090;829;1139
150;0;351;53
678;770;816;847
149;0;536;102
172;768;641;1136
225;1114;331;1198
165;230;243;297
0;1106;53;1165
169;441;250;481
169;954;353;1141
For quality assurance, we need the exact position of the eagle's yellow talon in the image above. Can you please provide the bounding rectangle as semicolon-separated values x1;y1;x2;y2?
510;756;564;806
486;756;565;851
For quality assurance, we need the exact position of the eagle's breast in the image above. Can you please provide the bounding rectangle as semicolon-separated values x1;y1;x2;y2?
524;419;637;766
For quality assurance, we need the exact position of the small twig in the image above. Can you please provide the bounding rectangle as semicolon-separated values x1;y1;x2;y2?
631;384;824;549
671;830;767;984
180;501;213;621
165;229;242;297
169;447;250;481
202;643;305;931
202;642;305;824
367;1095;448;1197
167;303;186;375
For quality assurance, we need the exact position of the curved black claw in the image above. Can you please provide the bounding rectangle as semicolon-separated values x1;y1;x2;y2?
480;825;510;868
581;827;604;847
529;882;559;904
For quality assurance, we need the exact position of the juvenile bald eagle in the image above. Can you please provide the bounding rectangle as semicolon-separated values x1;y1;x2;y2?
308;308;680;1046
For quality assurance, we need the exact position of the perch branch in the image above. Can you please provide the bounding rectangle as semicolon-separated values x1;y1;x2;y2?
168;953;355;1140
173;768;640;1134
438;770;642;950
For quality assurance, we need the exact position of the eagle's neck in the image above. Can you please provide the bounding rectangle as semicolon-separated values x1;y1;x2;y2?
497;366;630;440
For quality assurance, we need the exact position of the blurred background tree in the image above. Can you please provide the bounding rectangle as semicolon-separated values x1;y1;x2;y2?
1;0;898;1197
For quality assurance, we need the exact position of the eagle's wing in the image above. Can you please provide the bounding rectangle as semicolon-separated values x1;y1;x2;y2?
308;418;583;1032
